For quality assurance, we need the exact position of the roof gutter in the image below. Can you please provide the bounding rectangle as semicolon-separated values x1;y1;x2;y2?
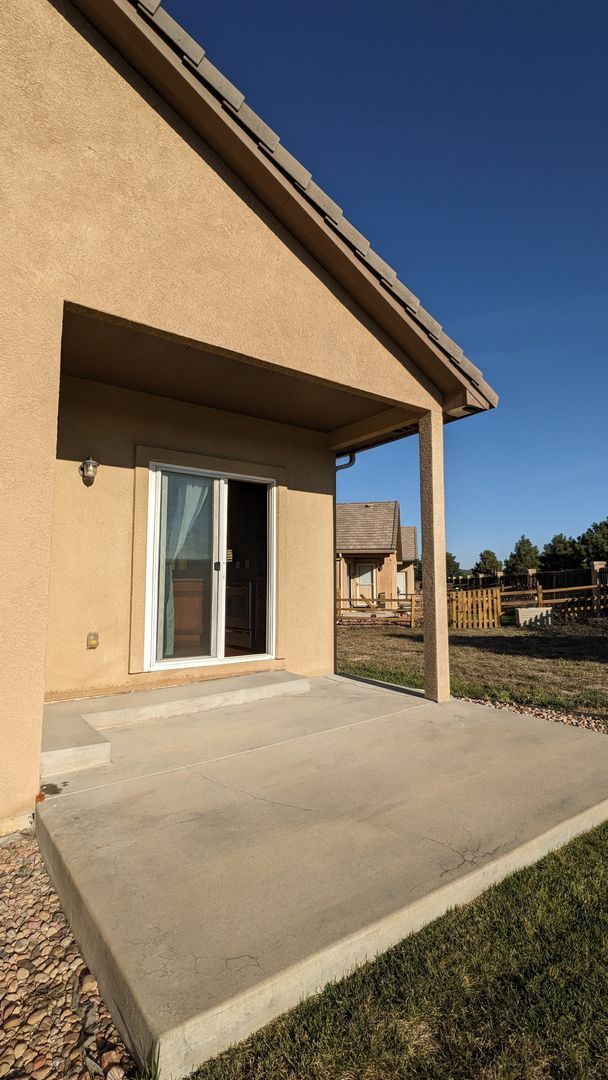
335;453;357;472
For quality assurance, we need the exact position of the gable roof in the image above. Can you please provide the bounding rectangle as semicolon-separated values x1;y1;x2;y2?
400;526;418;563
71;0;498;416
336;502;401;555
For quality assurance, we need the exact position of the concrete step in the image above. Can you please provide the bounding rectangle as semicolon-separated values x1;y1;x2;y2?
86;671;310;731
41;674;311;774
42;672;308;780
41;713;111;780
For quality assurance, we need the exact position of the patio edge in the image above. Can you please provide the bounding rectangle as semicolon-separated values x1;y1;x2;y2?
37;792;608;1077
35;809;159;1068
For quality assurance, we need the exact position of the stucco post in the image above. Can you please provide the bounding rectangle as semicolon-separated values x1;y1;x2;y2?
418;410;450;702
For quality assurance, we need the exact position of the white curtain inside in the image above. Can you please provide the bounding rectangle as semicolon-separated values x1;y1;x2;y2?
157;473;211;658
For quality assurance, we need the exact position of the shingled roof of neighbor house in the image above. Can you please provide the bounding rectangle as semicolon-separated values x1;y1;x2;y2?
400;526;418;563
70;0;499;415
336;502;402;555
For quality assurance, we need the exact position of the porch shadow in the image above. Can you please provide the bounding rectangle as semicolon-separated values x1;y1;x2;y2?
381;627;608;664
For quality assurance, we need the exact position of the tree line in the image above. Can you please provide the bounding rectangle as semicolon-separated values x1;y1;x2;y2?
443;517;608;578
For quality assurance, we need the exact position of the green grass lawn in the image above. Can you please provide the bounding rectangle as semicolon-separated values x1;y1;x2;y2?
337;621;608;721
193;824;608;1079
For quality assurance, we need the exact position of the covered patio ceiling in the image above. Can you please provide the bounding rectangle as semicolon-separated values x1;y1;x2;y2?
60;304;425;454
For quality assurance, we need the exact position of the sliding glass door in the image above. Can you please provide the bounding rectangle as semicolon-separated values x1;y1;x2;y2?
147;465;273;669
156;470;218;662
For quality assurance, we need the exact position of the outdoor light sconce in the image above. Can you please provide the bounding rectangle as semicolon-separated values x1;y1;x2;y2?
79;457;99;486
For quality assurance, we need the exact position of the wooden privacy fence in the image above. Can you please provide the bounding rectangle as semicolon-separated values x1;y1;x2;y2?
337;583;608;630
448;586;502;629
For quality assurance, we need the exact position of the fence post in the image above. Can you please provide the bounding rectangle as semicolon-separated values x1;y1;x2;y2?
591;561;607;616
537;582;543;606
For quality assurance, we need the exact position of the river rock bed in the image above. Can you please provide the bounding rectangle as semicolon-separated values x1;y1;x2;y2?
464;697;608;735
0;832;136;1080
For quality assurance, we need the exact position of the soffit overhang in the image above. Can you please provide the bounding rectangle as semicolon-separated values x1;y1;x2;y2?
60;304;425;441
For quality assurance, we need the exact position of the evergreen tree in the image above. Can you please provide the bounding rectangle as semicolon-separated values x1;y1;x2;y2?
578;518;608;564
505;535;540;574
446;551;461;577
539;533;583;571
473;549;503;575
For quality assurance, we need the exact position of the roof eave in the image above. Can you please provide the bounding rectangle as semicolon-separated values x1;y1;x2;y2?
337;548;396;556
69;0;498;414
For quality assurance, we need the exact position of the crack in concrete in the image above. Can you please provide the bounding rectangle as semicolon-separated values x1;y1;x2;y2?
154;812;209;834
422;834;504;877
223;953;262;972
195;771;314;814
42;700;431;801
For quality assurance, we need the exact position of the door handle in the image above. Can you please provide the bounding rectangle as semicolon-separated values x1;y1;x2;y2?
214;561;222;571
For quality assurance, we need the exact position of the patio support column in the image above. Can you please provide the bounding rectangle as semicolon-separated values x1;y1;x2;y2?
418;410;450;702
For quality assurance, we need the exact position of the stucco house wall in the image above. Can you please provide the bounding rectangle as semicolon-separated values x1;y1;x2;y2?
0;0;498;833
46;377;335;699
0;0;445;828
397;563;416;596
377;551;398;597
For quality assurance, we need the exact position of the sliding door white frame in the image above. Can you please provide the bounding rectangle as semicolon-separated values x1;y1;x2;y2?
143;462;276;672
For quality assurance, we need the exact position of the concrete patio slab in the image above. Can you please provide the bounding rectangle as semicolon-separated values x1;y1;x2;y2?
37;676;608;1077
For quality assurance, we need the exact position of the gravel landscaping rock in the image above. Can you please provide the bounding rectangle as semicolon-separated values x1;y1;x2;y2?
0;832;136;1080
464;698;608;735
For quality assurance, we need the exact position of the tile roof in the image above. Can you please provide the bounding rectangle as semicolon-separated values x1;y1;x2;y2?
336;501;401;554
400;526;418;563
88;0;498;411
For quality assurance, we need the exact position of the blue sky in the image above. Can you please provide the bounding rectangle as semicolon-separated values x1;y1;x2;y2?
166;0;607;568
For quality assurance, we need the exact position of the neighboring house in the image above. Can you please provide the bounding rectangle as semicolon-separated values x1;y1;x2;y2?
398;526;419;595
336;502;418;604
0;0;498;834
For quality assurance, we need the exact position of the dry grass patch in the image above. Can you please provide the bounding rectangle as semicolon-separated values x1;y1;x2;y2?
336;621;608;721
195;825;608;1078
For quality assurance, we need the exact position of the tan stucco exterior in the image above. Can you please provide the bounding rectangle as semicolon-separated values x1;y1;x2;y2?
0;0;460;830
46;377;334;699
419;412;450;701
398;563;417;596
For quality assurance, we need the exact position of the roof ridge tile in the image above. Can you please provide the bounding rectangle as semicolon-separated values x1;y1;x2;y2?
303;181;343;224
228;101;280;152
332;216;370;256
261;143;312;189
138;3;204;66
185;54;245;111
365;248;397;287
